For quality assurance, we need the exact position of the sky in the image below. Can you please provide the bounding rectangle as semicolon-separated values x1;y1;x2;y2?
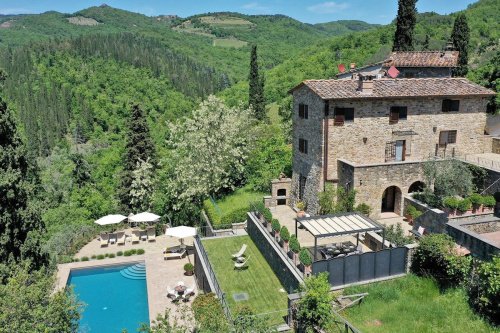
0;0;478;24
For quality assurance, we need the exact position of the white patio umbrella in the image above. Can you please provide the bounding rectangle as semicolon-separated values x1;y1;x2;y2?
166;226;197;246
94;214;127;226
128;212;161;223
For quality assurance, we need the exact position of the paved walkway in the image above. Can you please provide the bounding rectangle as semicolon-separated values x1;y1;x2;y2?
377;212;413;236
59;228;198;327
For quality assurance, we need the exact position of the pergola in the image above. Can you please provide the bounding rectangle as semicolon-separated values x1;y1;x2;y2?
295;213;386;261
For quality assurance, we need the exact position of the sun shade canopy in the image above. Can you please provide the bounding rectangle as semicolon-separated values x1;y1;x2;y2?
165;226;197;239
95;214;127;226
128;212;161;223
296;213;384;238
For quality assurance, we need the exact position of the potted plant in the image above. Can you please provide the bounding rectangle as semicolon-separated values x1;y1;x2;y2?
263;208;273;227
442;197;459;217
289;235;301;265
404;205;421;225
299;248;312;276
296;201;306;218
271;219;281;240
482;195;496;213
280;226;290;251
469;193;483;214
184;263;194;276
457;198;472;216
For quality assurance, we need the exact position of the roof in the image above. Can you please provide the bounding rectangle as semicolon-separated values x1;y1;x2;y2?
297;213;384;238
383;51;459;68
290;78;495;100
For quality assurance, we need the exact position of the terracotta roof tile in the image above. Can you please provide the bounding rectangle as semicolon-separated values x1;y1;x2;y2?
382;51;459;68
296;78;495;100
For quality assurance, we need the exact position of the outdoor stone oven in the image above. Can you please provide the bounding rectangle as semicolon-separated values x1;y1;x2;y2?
264;176;292;208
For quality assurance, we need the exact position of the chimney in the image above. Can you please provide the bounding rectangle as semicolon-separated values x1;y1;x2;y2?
443;41;454;56
358;74;374;94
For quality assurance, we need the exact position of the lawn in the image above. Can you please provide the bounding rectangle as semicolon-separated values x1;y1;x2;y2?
202;235;288;326
342;275;498;333
203;185;267;227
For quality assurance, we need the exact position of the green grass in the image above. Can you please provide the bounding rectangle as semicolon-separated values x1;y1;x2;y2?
202;235;288;326
213;38;248;48
203;185;266;227
342;275;498;333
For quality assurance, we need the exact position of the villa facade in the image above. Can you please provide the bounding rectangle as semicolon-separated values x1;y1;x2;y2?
289;73;495;218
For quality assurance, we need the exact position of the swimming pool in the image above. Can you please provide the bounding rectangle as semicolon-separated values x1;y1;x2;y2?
68;262;150;333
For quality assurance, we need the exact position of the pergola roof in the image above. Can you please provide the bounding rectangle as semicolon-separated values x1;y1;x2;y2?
297;213;384;238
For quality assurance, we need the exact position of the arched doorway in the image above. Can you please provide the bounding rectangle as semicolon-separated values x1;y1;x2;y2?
408;181;425;193
381;186;402;213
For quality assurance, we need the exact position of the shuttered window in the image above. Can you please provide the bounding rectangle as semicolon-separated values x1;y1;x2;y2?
389;106;407;124
439;130;457;145
442;99;460;112
299;138;308;154
334;107;354;125
299;104;309;119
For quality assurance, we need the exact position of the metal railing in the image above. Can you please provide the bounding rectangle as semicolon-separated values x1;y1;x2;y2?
194;235;233;322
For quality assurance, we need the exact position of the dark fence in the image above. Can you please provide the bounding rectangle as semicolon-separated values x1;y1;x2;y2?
312;247;408;287
247;211;302;293
193;235;232;321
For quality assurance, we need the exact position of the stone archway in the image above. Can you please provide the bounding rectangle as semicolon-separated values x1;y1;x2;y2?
408;181;425;193
381;185;402;214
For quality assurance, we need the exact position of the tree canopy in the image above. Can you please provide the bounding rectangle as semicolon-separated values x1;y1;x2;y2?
392;0;418;51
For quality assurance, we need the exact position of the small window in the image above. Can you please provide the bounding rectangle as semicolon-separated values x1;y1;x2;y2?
334;107;354;125
389;106;407;124
299;138;308;154
299;104;309;119
442;99;460;112
439;130;457;146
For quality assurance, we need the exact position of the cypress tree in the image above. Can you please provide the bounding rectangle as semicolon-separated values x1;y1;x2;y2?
248;45;266;121
451;14;470;77
422;34;430;51
0;97;46;280
119;104;156;210
392;0;418;51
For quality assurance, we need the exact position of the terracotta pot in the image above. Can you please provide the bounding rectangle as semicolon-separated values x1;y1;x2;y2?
184;271;194;276
283;241;289;252
297;210;305;218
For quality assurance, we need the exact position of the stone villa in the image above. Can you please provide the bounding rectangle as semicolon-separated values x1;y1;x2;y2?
289;52;496;218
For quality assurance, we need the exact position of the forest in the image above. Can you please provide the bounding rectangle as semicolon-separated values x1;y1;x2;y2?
0;0;499;331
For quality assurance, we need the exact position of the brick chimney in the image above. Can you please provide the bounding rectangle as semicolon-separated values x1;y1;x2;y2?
358;74;374;94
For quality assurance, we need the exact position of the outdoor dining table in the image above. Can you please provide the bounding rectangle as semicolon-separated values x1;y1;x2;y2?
175;284;186;295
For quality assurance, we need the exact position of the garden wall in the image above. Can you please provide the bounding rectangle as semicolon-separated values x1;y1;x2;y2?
446;219;500;260
247;212;303;293
404;196;449;233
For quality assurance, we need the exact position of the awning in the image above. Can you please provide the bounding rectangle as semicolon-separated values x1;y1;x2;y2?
297;213;384;238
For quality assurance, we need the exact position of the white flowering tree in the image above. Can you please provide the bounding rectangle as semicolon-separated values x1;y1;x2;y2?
165;95;254;209
130;159;154;211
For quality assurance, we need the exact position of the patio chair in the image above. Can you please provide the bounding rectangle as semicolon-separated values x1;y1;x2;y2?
166;286;176;299
147;226;156;242
100;233;109;247
116;231;126;245
410;226;426;238
234;256;250;270
231;244;247;259
185;285;195;296
109;233;117;245
131;229;141;243
182;293;193;302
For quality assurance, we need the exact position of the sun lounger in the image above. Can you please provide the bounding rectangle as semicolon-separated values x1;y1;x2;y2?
131;229;141;243
164;249;186;260
147;226;156;242
116;231;126;245
231;244;247;259
234;256;250;270
100;233;109;247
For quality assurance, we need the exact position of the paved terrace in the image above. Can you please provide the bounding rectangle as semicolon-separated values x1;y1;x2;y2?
57;229;197;327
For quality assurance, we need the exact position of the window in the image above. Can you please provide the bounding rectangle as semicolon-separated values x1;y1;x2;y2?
334;107;354;126
442;99;460;112
299;104;309;119
389;106;407;124
299;138;308;154
439;130;457;146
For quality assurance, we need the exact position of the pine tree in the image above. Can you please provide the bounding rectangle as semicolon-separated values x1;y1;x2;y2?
248;45;266;121
451;14;470;77
71;153;91;188
422;34;430;50
392;0;418;51
0;98;46;281
119;104;156;210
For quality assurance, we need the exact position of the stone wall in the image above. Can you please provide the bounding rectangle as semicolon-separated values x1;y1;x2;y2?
447;221;500;260
466;221;500;234
325;97;490;178
291;85;327;214
492;138;500;154
404;195;449;234
339;160;426;218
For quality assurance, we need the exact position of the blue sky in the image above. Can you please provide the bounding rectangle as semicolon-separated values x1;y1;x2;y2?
0;0;478;24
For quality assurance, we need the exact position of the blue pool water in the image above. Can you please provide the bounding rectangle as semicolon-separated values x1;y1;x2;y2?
68;262;150;333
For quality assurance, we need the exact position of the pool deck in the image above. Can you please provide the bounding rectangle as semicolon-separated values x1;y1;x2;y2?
57;229;197;327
